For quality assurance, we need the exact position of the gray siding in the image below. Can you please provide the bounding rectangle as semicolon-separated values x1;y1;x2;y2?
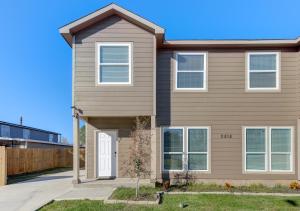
156;50;299;180
74;15;154;117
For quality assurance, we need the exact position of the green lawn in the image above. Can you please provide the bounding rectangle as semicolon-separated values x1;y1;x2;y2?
40;194;300;211
110;186;159;201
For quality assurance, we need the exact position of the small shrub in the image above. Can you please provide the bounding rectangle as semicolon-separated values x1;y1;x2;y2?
225;182;234;191
289;181;300;190
163;180;170;191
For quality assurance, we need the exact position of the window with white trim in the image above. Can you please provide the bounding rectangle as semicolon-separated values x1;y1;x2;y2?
188;128;208;171
175;52;207;90
163;127;210;171
245;128;267;171
247;52;279;90
244;127;293;172
97;43;131;84
163;128;183;170
270;128;292;171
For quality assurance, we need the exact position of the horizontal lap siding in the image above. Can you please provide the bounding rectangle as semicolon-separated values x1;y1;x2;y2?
75;15;154;117
156;50;299;180
86;117;135;179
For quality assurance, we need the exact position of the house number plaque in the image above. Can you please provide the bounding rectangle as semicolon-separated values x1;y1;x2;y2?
220;134;232;139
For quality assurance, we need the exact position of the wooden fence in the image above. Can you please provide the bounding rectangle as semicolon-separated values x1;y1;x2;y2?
0;147;85;186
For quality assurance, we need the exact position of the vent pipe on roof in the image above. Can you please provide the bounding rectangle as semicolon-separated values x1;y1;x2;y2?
20;116;23;126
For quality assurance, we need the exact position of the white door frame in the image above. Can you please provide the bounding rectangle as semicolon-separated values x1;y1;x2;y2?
94;129;118;179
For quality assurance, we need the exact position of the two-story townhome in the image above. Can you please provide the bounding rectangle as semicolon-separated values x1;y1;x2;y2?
60;3;300;185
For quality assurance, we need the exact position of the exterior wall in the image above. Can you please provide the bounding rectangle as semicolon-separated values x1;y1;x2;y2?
74;15;154;117
86;117;151;179
156;49;299;181
86;117;134;179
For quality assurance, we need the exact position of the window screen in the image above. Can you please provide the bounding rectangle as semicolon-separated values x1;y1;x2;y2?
176;53;206;89
245;128;266;171
188;128;208;170
163;128;183;170
98;44;130;84
248;53;278;89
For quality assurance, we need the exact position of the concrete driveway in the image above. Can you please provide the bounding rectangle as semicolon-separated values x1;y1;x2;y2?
0;170;114;211
0;170;73;211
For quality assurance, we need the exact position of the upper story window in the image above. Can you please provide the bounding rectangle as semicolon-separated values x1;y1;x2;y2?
175;52;207;91
97;43;132;85
247;52;280;91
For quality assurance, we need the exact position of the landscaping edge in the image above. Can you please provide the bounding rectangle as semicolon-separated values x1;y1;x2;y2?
164;191;300;197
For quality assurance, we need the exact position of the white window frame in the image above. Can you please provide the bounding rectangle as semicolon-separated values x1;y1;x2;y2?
96;42;132;85
175;52;208;91
162;127;185;172
187;127;210;172
162;127;211;173
244;127;268;172
243;126;294;173
269;126;293;173
246;52;280;91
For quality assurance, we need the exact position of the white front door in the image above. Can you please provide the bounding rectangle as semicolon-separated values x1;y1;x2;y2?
96;130;117;177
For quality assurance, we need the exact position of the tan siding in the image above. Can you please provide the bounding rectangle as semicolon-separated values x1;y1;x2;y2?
156;50;299;180
86;117;135;179
86;117;151;179
74;15;154;117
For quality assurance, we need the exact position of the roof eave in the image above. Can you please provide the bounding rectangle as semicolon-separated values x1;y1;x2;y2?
59;3;164;46
162;38;300;48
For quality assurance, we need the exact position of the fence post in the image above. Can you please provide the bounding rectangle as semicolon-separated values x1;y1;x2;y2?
0;146;7;186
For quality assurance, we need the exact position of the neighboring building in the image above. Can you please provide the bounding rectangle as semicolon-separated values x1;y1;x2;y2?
60;3;300;185
0;121;68;148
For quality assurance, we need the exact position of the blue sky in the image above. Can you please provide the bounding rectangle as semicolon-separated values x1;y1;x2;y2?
0;0;299;143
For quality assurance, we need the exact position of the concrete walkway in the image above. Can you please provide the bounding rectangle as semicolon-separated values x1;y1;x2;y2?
0;170;116;211
0;171;74;211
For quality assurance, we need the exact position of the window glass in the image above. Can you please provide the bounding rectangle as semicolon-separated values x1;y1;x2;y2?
245;128;266;170
248;53;278;89
163;128;183;170
176;53;206;89
49;134;54;142
163;129;183;153
271;128;291;171
100;65;129;83
244;127;293;172
188;129;207;152
98;44;130;84
164;154;182;170
23;129;30;139
250;54;276;70
271;129;291;152
249;72;276;88
100;46;129;63
246;129;265;152
1;125;10;137
246;154;266;170
188;128;208;170
178;55;204;70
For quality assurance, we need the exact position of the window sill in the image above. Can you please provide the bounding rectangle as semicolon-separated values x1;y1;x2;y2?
174;88;208;92
243;171;294;174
